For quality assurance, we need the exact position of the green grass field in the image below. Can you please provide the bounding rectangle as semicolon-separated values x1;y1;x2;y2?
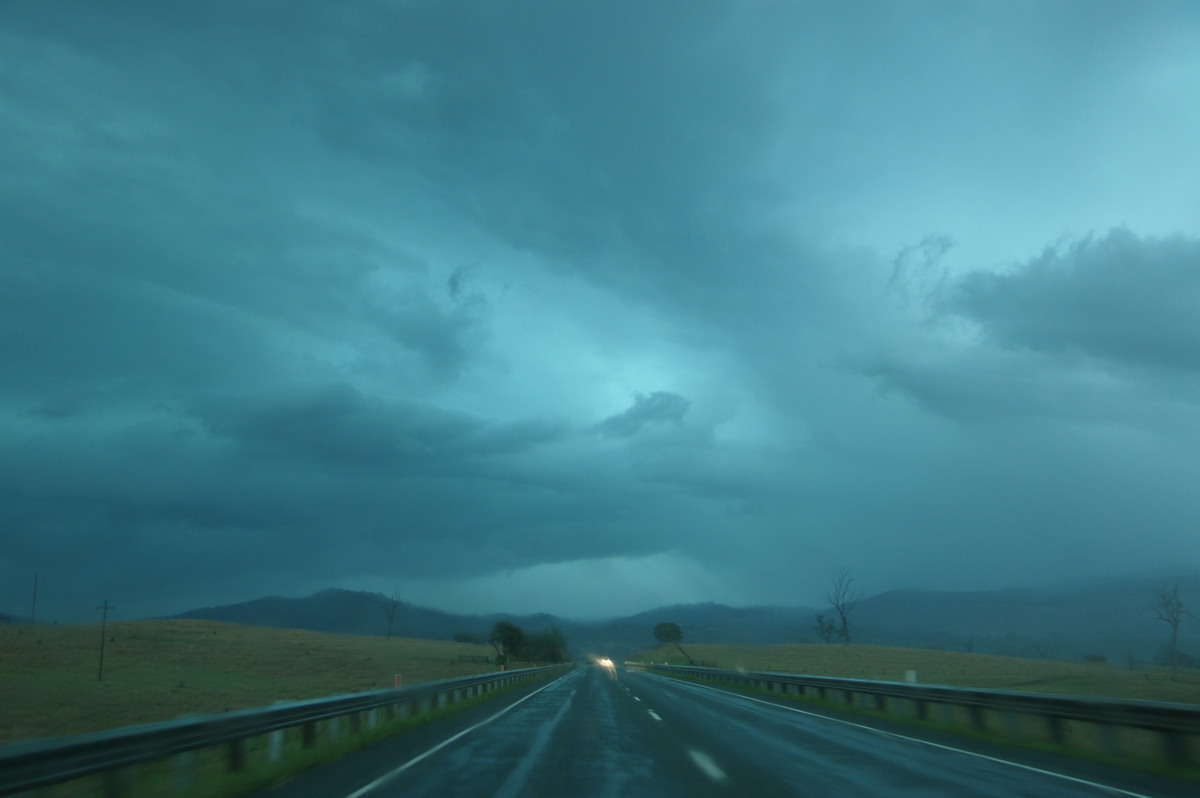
629;642;1200;705
0;619;506;744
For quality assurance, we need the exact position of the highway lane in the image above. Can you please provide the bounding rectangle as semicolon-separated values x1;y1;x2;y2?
251;664;1195;797
619;668;1193;798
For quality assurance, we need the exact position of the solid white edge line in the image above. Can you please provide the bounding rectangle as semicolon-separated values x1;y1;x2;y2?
643;674;1155;798
344;668;579;798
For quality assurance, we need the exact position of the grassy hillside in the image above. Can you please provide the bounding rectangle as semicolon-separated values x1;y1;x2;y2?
629;643;1200;705
0;619;502;744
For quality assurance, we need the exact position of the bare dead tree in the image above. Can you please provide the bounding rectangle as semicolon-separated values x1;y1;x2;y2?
385;590;403;639
1153;581;1190;682
825;568;862;645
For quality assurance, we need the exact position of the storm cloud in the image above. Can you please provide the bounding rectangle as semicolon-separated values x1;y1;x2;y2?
595;392;691;439
2;1;1198;621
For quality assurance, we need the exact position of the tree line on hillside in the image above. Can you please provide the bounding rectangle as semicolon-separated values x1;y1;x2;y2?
484;621;569;667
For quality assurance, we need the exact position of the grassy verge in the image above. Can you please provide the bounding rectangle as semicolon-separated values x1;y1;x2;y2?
0;619;566;796
0;619;517;743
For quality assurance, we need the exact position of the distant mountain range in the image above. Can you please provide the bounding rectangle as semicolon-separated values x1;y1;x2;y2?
171;575;1198;664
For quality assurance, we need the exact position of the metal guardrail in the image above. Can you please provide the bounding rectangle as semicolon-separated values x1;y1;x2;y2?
628;663;1200;766
0;664;570;796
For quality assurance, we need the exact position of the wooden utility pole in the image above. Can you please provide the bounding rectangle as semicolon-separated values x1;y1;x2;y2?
97;599;115;681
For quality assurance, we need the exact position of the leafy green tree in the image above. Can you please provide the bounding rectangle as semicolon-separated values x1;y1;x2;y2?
488;621;525;668
653;621;689;661
525;625;569;663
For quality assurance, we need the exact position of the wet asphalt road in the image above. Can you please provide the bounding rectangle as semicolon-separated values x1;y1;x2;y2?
251;664;1195;798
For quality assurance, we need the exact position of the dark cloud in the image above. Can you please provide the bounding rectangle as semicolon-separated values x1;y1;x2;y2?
2;1;1198;620
595;392;692;439
949;230;1200;372
864;230;1200;421
194;384;565;468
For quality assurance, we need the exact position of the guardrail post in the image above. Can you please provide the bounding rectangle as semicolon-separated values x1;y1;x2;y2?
173;750;194;792
302;721;317;748
968;706;986;732
1162;730;1193;767
229;738;246;772
1097;723;1119;757
268;730;285;762
1045;715;1065;744
106;765;133;798
350;711;361;734
1002;711;1019;739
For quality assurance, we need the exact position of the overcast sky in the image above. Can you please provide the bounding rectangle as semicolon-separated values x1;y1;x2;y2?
3;1;1199;623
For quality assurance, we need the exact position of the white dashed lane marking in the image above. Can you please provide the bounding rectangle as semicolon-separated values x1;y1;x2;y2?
688;749;728;783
